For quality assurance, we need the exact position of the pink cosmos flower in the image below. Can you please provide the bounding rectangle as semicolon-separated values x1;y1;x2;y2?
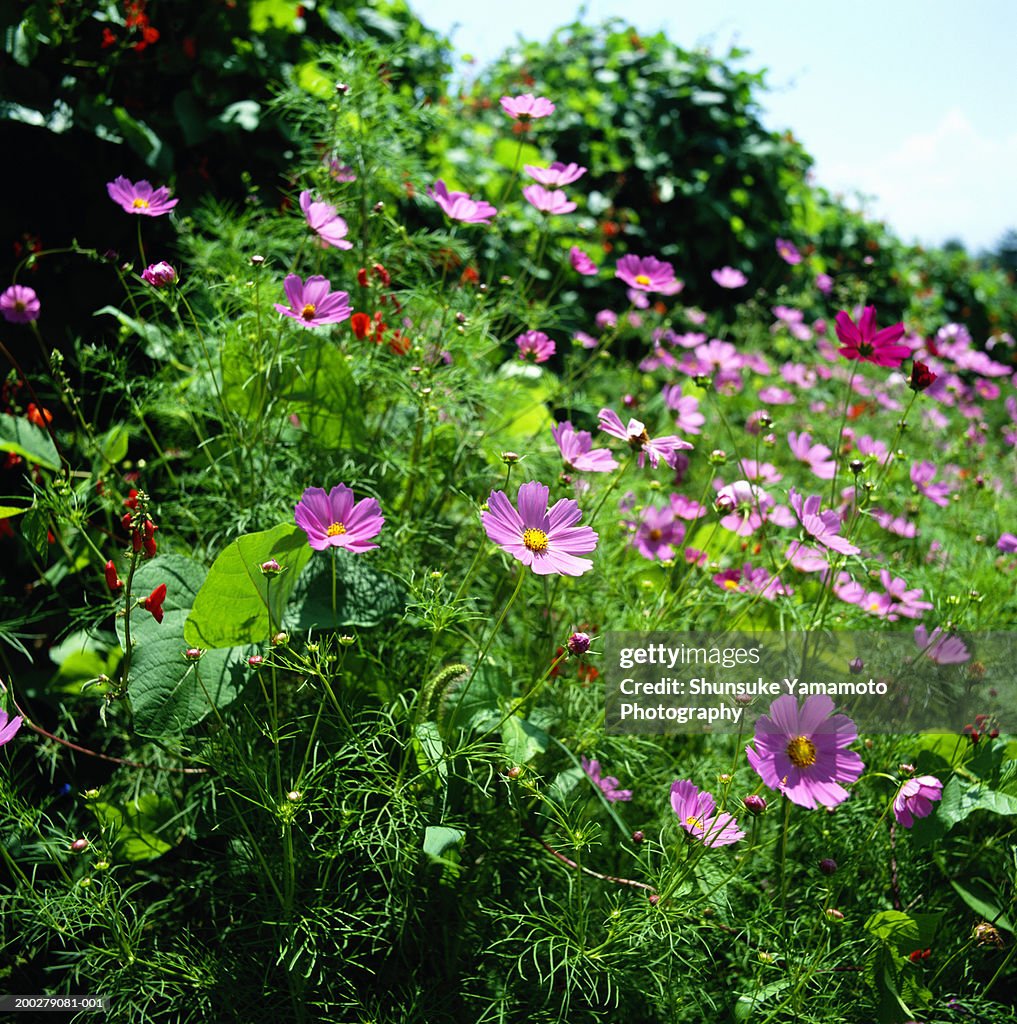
551;422;617;473
670;494;708;521
522;184;576;215
661;387;705;434
914;625;969;665
746;694;864;810
0;284;41;323
714;563;789;600
598;408;693;470
615;254;678;294
524;161;586;186
0;708;23;746
481;481;598;576
516;329;555;363
427;180;497;225
788;488;859;556
711;266;748;288
787;431;836;480
569;246;598;276
871;508;916;538
893;775;943;828
864;571;932;621
998;533;1017;553
274;274;352;327
499;94;555;121
299;191;353;249
141;262;177;288
670;780;745;847
107;175;178;216
775;238;802;265
630;505;684;561
910;461;951;507
294;484;384;552
581;757;632;802
834;306;909;367
785;541;829;574
816;273;834;294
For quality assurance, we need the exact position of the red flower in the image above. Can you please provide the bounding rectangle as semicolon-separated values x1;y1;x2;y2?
123;488;140;509
104;559;123;593
142;519;158;558
350;312;371;339
101;27;118;48
26;404;53;428
141;583;167;623
356;268;369;287
908;360;938;393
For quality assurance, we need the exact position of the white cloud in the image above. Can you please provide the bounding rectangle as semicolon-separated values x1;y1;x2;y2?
819;108;1017;252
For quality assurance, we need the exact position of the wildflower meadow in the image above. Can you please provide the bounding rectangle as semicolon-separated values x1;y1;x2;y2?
1;6;1016;1023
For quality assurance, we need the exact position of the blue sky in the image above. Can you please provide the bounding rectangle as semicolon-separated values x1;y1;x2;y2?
410;0;1017;253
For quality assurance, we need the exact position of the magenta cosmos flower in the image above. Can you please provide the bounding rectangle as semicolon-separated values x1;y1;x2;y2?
481;480;598;576
670;780;745;847
0;708;23;746
299;191;353;249
598;408;693;470
499;93;555;121
0;284;41;324
522;184;576;215
893;775;943;828
294;484;384;552
524;161;586;186
551;422;617;473
788;488;859;556
712;266;748;288
274;274;352;328
834;306;909;367
141;262;177;288
106;175;178;216
581;757;632;802
427;180;497;225
615;254;677;294
516;329;555;363
775;238;802;265
746;694;864;809
569;247;598;276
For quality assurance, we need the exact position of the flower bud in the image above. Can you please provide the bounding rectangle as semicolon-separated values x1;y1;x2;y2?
70;838;90;853
141;261;177;288
247;655;264;668
819;858;838;875
743;794;767;815
260;558;284;576
566;632;592;656
183;648;204;661
848;657;864;674
271;632;289;646
632;830;645;844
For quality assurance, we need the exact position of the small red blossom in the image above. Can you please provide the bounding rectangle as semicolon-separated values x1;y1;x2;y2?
26;404;53;429
123;488;140;509
104;559;123;593
141;583;167;623
908;360;938;392
101;27;118;48
350;312;371;339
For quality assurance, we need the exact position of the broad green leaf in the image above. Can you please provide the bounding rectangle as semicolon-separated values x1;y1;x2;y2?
423;825;465;859
0;506;27;520
441;663;512;732
294;60;335;99
866;910;919;948
936;777;1017;829
734;978;791;1021
484;365;554;452
412;721;447;784
501;715;549;764
99;423;130;465
0;412;59;470
284;551;403;631
950;879;1014;933
185;524;313;648
90;794;180;862
250;0;300;31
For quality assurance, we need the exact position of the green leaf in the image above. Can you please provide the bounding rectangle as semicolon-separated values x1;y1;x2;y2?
936;777;1017;829
0;412;59;470
441;663;512;732
185;524;313;649
950;879;1015;933
412;721;447;784
250;0;300;31
0;506;27;520
501;715;549;764
866;910;919;949
422;825;465;859
95;305;174;361
284;551;403;631
90;794;180;862
734;979;792;1021
19;507;49;558
118;555;252;735
99;423;130;466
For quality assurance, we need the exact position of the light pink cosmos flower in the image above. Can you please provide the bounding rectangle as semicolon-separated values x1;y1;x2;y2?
670;780;745;847
998;532;1017;553
787;431;836;480
274;274;352;327
834;306;909;368
481;481;598;576
670;494;708;521
141;262;177;288
499;94;555;121
661;387;705;434
0;708;23;746
615;254;677;293
893;775;943;828
524;161;586;186
597;408;693;470
551;422;617;473
775;238;802;265
714;563;790;600
0;284;41;323
746;694;864;810
294;484;384;552
522;184;576;215
871;509;917;538
427;180;497;225
785;541;829;574
910;461;951;507
106;175;178;216
516;329;555;363
711;266;748;288
715;480;779;537
299;191;353;249
816;273;833;294
788;488;859;556
569;246;598;276
864;571;932;621
581;757;632;802
914;625;969;665
630;505;684;561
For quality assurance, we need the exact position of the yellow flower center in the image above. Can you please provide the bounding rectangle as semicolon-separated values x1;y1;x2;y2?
301;303;317;320
326;522;347;537
786;735;817;768
723;579;739;591
635;274;651;286
132;198;150;209
685;815;704;831
522;527;549;553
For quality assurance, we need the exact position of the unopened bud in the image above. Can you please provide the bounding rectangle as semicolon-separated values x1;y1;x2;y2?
70;838;90;853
